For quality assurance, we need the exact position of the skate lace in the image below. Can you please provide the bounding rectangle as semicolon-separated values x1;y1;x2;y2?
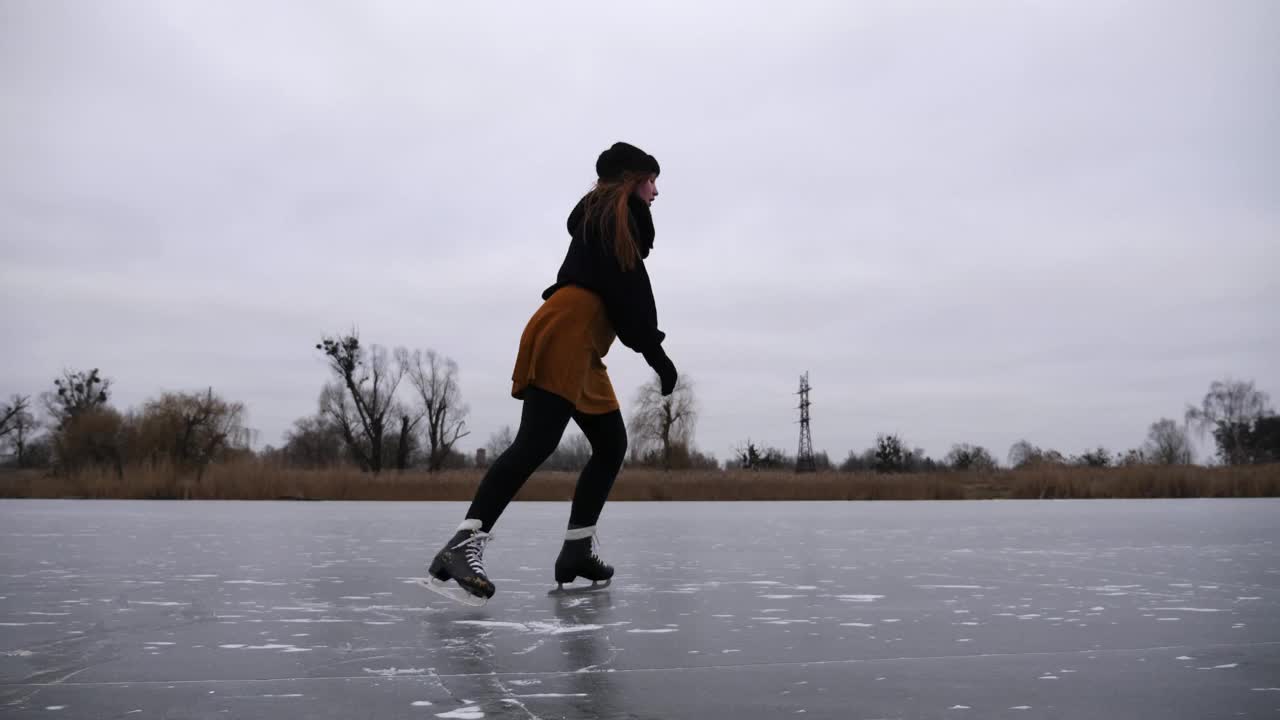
452;531;491;575
588;534;603;564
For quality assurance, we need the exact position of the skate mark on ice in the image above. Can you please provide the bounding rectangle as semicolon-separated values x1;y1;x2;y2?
363;667;429;676
452;620;601;635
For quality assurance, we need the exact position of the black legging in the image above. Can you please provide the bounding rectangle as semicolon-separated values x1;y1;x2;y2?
466;385;627;533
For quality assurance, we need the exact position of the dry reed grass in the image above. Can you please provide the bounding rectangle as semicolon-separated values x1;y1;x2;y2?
1;460;1277;501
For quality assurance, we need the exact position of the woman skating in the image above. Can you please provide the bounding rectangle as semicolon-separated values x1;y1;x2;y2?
423;142;678;606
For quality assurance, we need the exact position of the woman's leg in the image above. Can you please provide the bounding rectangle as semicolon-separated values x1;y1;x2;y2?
566;409;628;529
464;385;574;532
552;409;627;586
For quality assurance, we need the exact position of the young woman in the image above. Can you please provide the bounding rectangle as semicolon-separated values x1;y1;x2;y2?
423;142;678;605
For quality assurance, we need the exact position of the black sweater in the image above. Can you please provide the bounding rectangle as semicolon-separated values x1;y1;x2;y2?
542;194;666;356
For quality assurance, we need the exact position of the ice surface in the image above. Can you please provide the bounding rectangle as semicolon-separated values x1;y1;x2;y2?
0;498;1277;719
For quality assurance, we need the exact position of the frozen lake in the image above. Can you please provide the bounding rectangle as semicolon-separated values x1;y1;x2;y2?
1;499;1277;719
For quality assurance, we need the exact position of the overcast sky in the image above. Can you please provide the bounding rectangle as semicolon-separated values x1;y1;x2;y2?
3;1;1277;465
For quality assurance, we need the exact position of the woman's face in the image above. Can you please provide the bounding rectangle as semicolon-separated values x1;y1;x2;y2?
633;175;659;205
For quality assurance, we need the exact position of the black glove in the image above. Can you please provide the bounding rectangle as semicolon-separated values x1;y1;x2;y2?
643;345;678;396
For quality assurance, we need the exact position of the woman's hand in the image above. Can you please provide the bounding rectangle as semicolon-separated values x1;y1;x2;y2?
643;346;679;396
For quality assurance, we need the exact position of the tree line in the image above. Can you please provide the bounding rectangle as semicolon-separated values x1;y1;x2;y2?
0;330;710;477
3;336;1276;478
723;378;1277;473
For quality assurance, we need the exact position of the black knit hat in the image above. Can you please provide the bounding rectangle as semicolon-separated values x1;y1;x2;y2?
595;141;660;181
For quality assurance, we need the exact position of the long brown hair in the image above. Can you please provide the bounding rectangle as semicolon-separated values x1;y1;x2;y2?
578;172;649;271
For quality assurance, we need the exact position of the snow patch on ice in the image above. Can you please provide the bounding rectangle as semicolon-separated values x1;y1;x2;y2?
364;667;428;676
411;700;434;706
841;623;873;627
225;580;286;586
435;703;483;719
628;628;678;633
1198;663;1238;670
836;595;884;602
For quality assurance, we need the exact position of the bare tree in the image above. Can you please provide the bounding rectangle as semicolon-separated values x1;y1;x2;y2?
544;432;593;472
945;443;997;471
485;425;516;461
54;407;126;478
732;439;763;470
629;376;697;471
1186;378;1273;465
874;433;909;473
1007;439;1041;469
393;401;428;471
1144;418;1194;465
1;395;30;441
42;368;111;429
403;349;470;471
35;369;123;476
1;395;40;467
135;389;248;481
316;334;405;473
281;414;347;469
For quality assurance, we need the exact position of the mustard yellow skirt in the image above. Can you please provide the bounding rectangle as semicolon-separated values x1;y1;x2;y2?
511;285;619;415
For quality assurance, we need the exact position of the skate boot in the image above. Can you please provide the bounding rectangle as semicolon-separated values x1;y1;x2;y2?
420;519;496;607
550;526;613;594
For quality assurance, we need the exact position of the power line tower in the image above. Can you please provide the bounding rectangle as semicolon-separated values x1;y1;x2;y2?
796;372;816;473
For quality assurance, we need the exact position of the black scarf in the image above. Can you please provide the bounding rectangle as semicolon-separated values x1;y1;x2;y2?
566;193;656;260
627;194;655;259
